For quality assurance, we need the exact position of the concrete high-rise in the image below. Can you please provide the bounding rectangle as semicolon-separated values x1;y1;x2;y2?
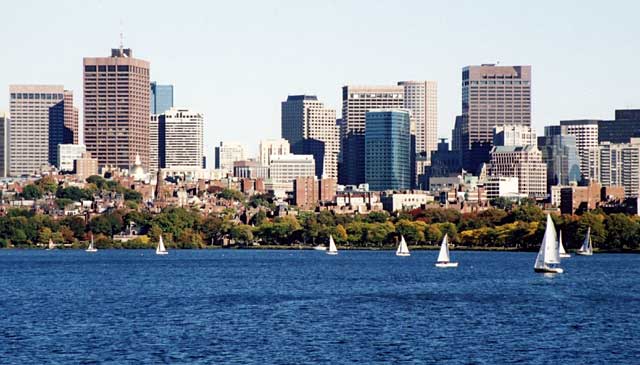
398;81;438;158
214;142;246;174
489;145;547;199
340;85;404;185
150;82;174;114
0;112;6;177
557;120;599;181
365;109;412;191
281;95;339;179
459;65;532;171
493;125;536;147
158;108;203;169
259;139;290;167
538;134;581;187
83;47;150;170
8;85;75;176
599;140;640;197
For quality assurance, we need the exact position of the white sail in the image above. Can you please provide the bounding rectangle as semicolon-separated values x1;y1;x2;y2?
86;234;97;252
327;235;338;255
535;214;561;270
47;239;55;250
578;227;593;255
558;230;566;255
437;234;450;263
156;235;168;254
396;235;410;256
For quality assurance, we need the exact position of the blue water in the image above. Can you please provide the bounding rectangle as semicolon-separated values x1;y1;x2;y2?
0;250;638;364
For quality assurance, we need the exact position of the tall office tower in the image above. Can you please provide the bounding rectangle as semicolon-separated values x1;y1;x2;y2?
398;81;438;159
149;115;159;174
150;82;174;114
599;140;640;197
281;95;339;179
493;125;536;147
8;85;71;176
365;109;412;191
268;154;316;197
489;145;547;199
460;65;531;171
557;120;599;181
49;90;78;167
158;108;203;168
537;134;581;187
598;109;640;144
0;112;6;177
340;85;404;185
83;47;150;170
214;141;246;174
259;138;290;167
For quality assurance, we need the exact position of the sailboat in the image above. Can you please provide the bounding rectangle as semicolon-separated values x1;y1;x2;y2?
46;239;55;250
156;235;168;255
326;235;338;255
558;230;570;258
435;234;458;268
576;227;593;256
85;234;97;253
534;214;563;273
396;235;410;257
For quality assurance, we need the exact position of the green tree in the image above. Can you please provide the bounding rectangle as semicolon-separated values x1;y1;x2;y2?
230;224;254;244
22;185;43;200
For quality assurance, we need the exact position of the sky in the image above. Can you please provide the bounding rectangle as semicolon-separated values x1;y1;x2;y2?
1;0;639;162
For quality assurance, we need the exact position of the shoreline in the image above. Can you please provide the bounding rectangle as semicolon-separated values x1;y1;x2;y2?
2;245;639;254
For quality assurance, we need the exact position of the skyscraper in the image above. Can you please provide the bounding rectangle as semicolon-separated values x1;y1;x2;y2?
214;142;246;174
83;47;150;170
281;95;339;179
459;65;532;171
557;119;599;181
537;134;581;187
150;82;174;114
259;139;290;167
149;114;159;174
599;140;640;197
158;108;203;168
0;112;6;177
340;85;404;185
489;145;547;199
398;81;438;159
365;109;412;191
8;85;74;176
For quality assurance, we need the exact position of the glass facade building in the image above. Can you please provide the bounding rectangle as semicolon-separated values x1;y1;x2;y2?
537;134;581;187
150;82;174;114
365;109;411;191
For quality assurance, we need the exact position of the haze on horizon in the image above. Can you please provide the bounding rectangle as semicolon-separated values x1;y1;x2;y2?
1;0;638;159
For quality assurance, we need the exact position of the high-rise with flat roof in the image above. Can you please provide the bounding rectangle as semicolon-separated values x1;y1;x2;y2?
259;139;290;167
398;81;437;159
365;109;412;191
557;119;600;181
83;47;150;170
489;145;547;199
459;65;532;171
8;85;75;176
340;85;404;185
281;95;339;179
150;82;174;114
214;141;246;174
0;112;6;177
158;108;203;169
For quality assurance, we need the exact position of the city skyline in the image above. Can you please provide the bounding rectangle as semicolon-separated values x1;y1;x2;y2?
1;1;638;159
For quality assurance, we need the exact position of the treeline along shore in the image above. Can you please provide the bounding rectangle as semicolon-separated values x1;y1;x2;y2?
1;190;639;252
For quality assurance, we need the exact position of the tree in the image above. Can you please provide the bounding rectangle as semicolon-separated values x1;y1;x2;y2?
366;211;389;223
217;188;245;202
36;176;59;194
230;224;254;244
490;197;513;210
395;219;424;243
22;185;43;200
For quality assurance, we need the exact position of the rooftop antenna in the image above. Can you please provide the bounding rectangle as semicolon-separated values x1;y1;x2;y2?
119;19;124;51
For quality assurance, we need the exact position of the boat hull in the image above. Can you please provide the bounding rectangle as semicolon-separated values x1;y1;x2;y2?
534;267;564;273
559;253;571;258
156;251;168;255
326;251;338;256
313;246;327;251
575;252;592;256
395;253;410;257
85;249;98;253
435;262;458;268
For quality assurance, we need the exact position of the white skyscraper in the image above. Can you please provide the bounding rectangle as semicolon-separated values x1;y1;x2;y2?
558;120;600;180
493;125;536;147
398;81;438;159
158;108;204;169
259;138;290;167
215;141;246;175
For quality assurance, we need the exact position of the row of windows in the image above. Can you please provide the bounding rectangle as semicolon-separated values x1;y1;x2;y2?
11;93;63;100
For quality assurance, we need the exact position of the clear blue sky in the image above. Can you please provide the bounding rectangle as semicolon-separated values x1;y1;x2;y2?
1;0;638;160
